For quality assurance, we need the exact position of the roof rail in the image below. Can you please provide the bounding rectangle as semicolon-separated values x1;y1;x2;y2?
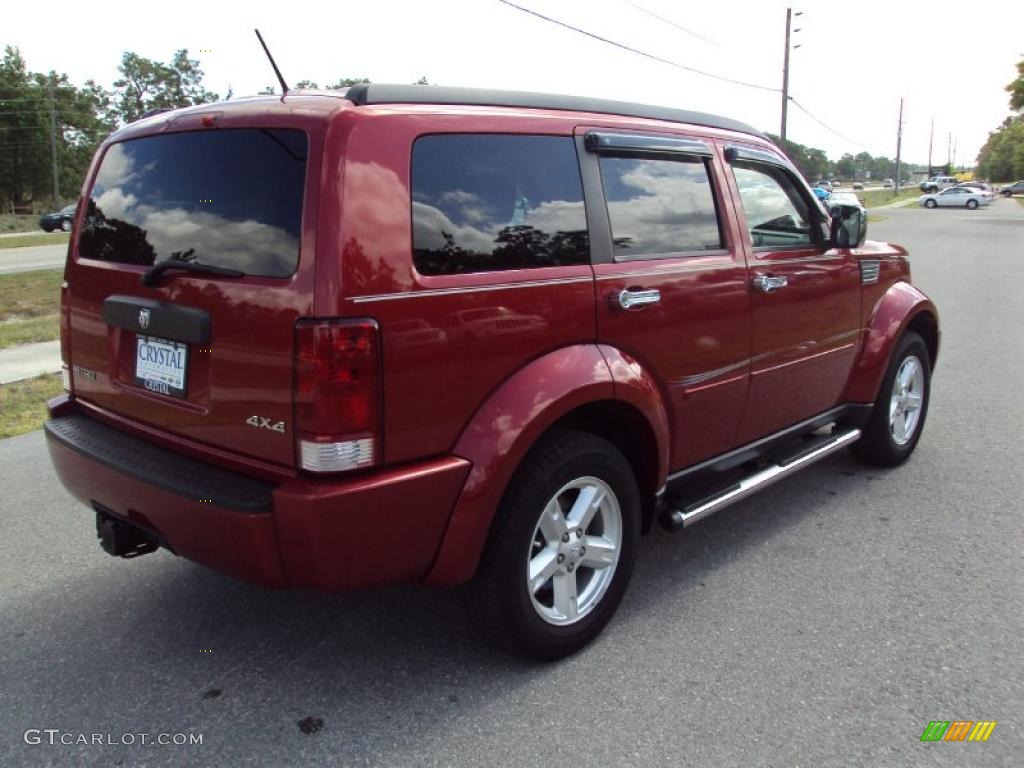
344;84;765;139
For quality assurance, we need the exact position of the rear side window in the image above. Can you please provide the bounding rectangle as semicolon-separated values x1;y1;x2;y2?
80;129;307;277
599;156;723;256
411;135;589;275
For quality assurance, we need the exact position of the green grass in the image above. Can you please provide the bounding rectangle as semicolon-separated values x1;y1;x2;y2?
0;232;69;249
0;269;62;321
0;269;62;350
0;373;64;439
0;315;59;350
0;214;41;234
859;187;921;208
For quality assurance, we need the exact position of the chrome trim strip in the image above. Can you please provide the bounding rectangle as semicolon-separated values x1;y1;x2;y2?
751;254;842;265
595;263;737;281
752;342;855;376
349;276;593;303
671;329;861;389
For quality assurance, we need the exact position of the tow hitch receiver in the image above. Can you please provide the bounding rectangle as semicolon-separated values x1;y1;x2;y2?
95;508;158;558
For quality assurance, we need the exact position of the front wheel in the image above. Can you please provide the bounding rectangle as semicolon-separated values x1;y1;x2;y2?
466;429;640;660
850;331;931;467
60;219;72;232
924;199;938;208
966;199;978;210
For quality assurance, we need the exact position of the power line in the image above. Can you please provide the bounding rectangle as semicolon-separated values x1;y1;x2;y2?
495;0;779;93
618;0;717;46
788;97;867;149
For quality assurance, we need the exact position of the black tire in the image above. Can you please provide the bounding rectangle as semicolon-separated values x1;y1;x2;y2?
966;199;978;210
466;429;640;661
850;331;931;467
60;218;72;232
925;199;937;209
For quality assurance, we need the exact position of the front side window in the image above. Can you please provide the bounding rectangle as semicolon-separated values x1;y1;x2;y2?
411;135;589;275
732;162;816;248
599;155;723;257
80;129;308;277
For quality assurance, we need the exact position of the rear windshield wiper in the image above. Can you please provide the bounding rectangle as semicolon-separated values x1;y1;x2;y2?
141;260;245;287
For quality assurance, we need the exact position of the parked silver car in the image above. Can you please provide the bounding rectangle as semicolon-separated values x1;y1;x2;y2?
919;187;993;209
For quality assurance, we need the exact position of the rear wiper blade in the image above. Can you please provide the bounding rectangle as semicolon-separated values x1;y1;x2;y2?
141;260;244;287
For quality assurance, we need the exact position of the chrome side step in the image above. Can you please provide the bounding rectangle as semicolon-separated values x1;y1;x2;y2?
661;428;861;531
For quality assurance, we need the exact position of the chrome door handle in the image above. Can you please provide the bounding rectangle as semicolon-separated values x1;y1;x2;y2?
617;288;661;310
752;274;788;293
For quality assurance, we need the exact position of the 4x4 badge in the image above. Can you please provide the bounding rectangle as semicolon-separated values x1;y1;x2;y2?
246;415;286;433
138;308;150;330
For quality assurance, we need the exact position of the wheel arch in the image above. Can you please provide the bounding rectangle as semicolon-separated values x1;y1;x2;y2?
843;281;940;404
423;343;670;586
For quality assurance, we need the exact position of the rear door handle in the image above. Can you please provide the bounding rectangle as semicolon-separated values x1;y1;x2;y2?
617;288;661;310
752;274;788;293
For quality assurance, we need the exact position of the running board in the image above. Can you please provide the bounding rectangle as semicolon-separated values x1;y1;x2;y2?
660;428;861;531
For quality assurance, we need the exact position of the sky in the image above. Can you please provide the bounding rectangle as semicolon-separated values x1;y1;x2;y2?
5;0;1023;167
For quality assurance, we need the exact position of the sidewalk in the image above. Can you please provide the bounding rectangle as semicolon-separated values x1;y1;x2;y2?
0;341;61;384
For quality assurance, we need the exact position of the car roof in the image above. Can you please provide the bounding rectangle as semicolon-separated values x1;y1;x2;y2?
343;83;767;140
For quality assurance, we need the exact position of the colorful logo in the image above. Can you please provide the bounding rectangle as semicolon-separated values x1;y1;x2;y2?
920;721;997;742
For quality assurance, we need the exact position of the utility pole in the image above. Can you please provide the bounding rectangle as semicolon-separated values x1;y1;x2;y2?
927;116;934;176
947;132;952;173
895;98;903;193
48;82;59;207
781;7;791;144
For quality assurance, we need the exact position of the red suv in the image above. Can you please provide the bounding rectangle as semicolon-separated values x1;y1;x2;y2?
46;85;939;659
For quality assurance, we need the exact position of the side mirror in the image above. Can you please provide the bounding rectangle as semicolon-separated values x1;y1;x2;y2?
829;204;868;249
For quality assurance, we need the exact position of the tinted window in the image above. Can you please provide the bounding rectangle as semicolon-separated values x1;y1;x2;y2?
599;156;723;256
80;129;307;277
411;135;588;275
732;162;816;248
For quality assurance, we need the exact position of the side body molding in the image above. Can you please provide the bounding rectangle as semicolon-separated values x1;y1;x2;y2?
423;343;670;586
843;281;940;403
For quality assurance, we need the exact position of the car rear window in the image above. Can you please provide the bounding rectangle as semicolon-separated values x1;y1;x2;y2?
411;134;589;275
79;128;307;278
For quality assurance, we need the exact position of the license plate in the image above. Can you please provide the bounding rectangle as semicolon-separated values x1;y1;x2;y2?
134;335;188;399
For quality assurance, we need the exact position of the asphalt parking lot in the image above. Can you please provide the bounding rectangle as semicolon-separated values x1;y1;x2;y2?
1;199;1021;767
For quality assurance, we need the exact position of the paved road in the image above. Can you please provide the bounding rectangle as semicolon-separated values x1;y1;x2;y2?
1;200;1022;767
0;243;66;274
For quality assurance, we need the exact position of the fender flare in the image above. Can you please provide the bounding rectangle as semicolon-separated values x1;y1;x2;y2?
843;281;940;404
423;343;670;586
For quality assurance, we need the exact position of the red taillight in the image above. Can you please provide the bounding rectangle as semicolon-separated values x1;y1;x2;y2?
294;319;381;472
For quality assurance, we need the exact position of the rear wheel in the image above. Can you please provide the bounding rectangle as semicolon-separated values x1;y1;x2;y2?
850;331;930;467
466;429;640;660
60;219;72;232
925;199;938;209
966;199;978;210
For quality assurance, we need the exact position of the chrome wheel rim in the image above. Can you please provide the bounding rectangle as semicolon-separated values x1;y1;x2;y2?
526;476;622;626
889;355;925;445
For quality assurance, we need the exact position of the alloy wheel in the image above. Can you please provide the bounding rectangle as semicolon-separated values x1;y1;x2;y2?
889;355;925;445
526;476;622;626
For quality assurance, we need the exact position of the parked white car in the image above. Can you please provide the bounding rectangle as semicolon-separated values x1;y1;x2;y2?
919;187;993;209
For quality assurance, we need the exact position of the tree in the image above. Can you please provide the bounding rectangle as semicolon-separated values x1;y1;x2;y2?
111;49;218;123
0;46;115;209
1007;58;1024;112
977;58;1024;181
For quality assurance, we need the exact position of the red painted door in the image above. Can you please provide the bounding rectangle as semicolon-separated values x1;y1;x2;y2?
722;145;861;443
581;128;752;471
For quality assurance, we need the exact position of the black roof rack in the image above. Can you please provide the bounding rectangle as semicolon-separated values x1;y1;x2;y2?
344;84;765;139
